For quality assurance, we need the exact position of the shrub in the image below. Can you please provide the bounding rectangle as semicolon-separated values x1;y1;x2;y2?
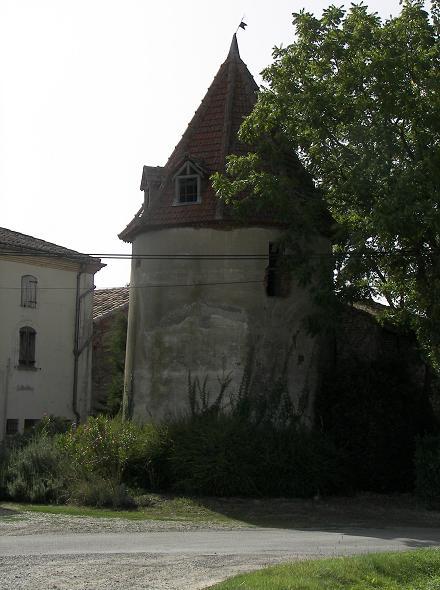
59;415;140;483
0;443;11;500
168;414;258;496
122;423;171;491
68;477;135;508
34;415;71;437
5;435;67;503
315;359;437;493
415;435;440;508
168;414;345;497
58;415;169;499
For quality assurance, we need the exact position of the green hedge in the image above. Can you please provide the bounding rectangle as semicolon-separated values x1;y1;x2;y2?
415;435;440;508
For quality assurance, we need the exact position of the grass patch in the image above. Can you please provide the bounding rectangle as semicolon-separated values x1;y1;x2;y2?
207;549;440;589
0;496;243;524
3;493;440;529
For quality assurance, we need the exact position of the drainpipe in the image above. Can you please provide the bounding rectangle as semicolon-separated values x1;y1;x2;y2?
72;271;82;424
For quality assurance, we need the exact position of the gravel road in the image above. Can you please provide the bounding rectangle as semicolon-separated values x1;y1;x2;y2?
1;510;440;590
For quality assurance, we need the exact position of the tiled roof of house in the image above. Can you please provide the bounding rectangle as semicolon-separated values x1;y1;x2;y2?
0;226;104;270
120;35;262;242
93;287;129;321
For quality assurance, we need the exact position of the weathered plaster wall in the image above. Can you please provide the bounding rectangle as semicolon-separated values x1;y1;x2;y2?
124;226;326;422
0;258;94;438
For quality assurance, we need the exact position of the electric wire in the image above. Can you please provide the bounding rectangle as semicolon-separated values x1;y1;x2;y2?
0;280;264;291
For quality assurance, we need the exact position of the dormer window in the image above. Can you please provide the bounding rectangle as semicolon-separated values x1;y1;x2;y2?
174;162;202;205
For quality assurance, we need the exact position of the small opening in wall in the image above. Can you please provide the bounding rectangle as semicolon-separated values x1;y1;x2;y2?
266;243;281;297
24;419;40;432
265;242;290;297
6;419;19;435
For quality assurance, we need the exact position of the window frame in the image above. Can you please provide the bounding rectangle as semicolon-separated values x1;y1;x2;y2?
173;162;202;206
6;419;19;435
18;326;36;368
21;275;37;308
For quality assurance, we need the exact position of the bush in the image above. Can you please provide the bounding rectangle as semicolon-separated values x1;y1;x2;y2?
68;477;135;508
5;435;67;503
415;435;440;508
58;415;169;500
315;359;437;493
0;443;11;500
168;414;345;497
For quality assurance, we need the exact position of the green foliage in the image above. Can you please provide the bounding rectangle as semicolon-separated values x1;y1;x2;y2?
213;1;440;367
57;414;169;500
187;371;232;418
316;359;437;492
0;443;10;499
67;477;135;509
59;415;147;487
34;415;71;437
5;435;67;503
415;435;440;507
208;549;440;590
167;371;345;497
106;312;127;415
168;412;344;497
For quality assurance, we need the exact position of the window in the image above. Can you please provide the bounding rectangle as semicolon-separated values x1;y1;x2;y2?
21;275;37;308
6;419;19;435
24;419;40;432
175;162;201;204
19;327;36;367
265;243;290;297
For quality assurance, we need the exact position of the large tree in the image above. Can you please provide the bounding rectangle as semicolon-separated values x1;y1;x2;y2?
213;1;440;367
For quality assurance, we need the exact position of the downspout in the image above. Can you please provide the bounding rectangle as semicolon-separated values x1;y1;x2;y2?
72;270;82;424
73;268;96;424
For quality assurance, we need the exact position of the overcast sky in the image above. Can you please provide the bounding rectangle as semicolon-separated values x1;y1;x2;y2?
1;0;419;288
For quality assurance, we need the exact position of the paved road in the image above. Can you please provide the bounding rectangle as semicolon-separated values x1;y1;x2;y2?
2;526;440;557
1;527;440;590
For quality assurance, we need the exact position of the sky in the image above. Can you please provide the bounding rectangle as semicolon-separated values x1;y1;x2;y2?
0;0;420;288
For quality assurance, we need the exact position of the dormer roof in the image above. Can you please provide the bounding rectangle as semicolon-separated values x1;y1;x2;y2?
120;35;260;242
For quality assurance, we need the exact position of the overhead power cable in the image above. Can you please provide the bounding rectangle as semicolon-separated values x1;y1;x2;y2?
1;249;436;260
0;279;264;291
0;250;268;260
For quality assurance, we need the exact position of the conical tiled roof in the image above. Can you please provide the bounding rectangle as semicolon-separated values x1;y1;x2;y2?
120;35;260;242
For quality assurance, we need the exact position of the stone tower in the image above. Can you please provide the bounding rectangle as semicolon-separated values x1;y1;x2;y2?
119;36;326;422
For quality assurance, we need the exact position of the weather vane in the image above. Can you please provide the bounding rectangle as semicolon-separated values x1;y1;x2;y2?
236;16;247;33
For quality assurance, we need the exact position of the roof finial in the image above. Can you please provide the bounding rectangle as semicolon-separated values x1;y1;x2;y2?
228;33;240;60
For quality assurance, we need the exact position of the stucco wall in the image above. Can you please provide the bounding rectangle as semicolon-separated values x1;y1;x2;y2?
0;258;94;438
124;226;326;422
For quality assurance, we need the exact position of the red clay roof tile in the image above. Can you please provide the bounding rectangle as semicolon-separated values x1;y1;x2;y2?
120;36;264;242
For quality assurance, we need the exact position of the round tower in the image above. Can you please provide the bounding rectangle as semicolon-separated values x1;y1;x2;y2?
119;36;326;422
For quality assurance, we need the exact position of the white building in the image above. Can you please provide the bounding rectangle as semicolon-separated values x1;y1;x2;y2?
0;227;103;438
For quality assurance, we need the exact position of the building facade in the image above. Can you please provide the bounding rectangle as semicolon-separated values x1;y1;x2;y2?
120;37;328;422
0;227;103;438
